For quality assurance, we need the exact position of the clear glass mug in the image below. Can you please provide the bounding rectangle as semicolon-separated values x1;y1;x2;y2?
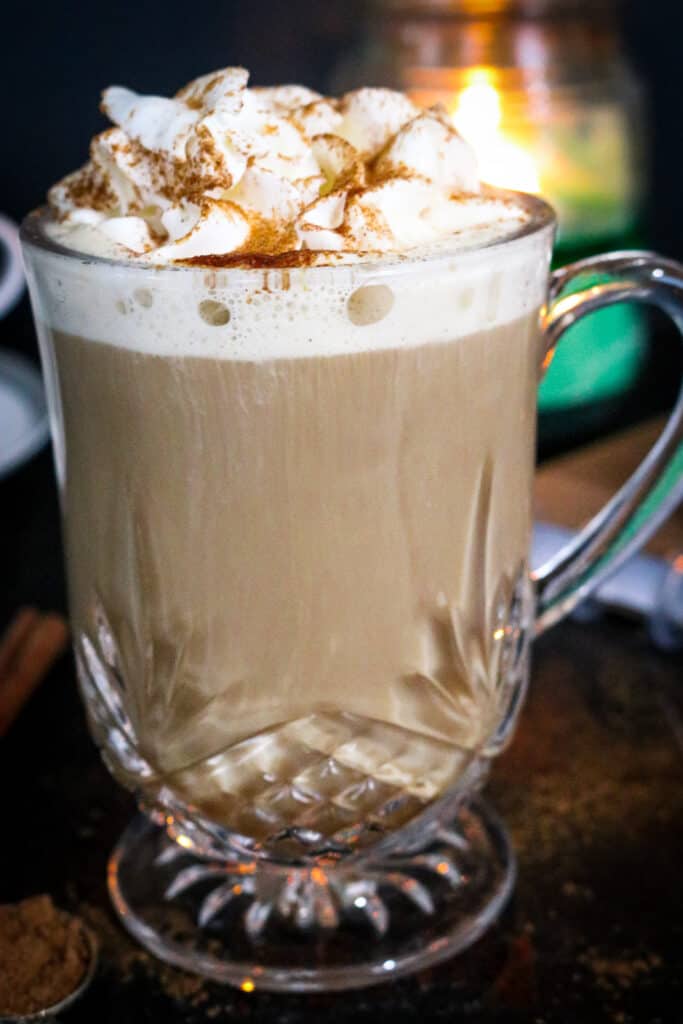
21;196;683;992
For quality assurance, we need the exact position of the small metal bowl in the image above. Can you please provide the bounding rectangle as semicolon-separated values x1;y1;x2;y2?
0;924;98;1023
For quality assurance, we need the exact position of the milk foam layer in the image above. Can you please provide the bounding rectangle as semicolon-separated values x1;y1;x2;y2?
28;223;552;359
43;66;531;265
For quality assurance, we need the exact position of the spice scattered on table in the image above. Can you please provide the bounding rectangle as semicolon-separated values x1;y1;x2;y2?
79;903;209;1006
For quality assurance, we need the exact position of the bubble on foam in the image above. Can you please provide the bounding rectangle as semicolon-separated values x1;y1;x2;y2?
458;287;474;311
198;299;231;326
134;288;154;308
347;284;394;326
485;273;504;323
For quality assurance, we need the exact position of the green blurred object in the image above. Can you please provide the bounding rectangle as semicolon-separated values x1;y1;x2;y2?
539;256;647;413
538;303;646;411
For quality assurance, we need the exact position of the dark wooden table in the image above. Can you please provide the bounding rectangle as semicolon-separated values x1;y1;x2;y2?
2;444;683;1023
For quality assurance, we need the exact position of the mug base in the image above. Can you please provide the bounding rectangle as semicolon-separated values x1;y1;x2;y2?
107;797;515;992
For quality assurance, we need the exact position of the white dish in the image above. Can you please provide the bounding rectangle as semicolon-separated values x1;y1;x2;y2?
0;349;49;479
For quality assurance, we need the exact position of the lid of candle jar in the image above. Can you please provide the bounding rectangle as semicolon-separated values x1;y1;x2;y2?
377;0;617;15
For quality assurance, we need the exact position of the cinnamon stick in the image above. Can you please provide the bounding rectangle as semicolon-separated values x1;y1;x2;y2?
0;608;69;736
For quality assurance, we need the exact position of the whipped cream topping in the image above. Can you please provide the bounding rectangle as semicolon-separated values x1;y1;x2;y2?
46;67;528;265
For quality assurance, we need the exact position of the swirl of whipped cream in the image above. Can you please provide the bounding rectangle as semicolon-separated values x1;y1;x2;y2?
46;67;526;264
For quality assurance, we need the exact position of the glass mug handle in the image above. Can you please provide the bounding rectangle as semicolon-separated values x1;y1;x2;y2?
533;251;683;633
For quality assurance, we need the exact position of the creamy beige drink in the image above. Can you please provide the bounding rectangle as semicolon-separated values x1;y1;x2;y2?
27;68;552;839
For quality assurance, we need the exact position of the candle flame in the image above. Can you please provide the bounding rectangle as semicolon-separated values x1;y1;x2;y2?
450;69;541;194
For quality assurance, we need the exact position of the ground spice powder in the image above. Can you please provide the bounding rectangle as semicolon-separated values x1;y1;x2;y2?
0;895;90;1015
